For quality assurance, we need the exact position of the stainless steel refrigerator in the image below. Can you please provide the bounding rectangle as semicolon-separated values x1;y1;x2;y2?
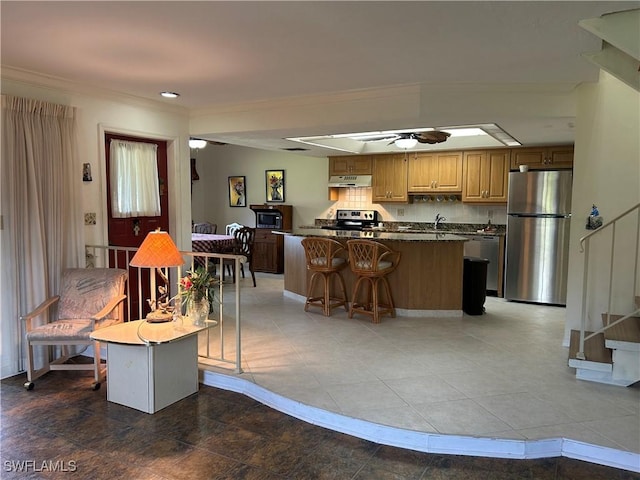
505;170;572;305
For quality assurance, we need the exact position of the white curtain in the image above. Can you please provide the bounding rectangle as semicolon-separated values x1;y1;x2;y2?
110;139;160;218
0;95;82;378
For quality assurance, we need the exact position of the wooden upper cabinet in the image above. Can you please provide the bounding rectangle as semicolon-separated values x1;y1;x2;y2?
462;150;510;204
329;155;372;175
372;154;408;203
407;151;463;193
510;146;574;170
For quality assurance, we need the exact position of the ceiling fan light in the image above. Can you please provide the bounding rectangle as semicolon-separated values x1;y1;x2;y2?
395;137;418;149
189;139;207;149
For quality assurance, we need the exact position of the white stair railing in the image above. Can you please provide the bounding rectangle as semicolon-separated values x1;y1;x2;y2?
576;203;640;360
85;244;245;373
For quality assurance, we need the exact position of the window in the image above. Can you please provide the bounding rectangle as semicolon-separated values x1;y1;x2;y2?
109;139;160;217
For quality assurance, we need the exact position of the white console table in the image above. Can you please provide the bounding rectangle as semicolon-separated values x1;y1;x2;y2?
91;319;214;414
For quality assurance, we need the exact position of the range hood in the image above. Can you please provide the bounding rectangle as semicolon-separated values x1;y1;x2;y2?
328;175;372;187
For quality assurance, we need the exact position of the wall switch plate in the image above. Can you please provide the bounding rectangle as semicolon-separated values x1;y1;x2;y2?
84;212;96;225
397;208;405;217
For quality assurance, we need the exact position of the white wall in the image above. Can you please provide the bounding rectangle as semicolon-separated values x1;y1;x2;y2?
1;77;192;251
564;71;640;344
191;145;332;229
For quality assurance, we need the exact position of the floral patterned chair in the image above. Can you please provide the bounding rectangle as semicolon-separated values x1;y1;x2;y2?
21;268;127;390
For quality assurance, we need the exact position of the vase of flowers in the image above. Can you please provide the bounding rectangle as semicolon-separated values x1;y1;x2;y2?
180;267;217;326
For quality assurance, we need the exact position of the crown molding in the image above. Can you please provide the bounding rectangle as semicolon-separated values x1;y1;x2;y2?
189;84;422;118
1;65;189;116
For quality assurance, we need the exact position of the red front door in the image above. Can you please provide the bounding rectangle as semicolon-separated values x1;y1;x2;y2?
105;133;170;320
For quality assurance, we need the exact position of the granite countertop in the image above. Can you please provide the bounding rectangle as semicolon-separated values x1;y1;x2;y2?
285;228;469;242
297;222;505;237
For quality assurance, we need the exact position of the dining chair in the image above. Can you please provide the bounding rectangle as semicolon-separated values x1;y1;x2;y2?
225;222;243;236
193;222;217;234
21;268;127;390
224;226;256;287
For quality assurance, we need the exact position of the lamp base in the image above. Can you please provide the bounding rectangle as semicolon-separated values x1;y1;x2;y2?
145;310;173;323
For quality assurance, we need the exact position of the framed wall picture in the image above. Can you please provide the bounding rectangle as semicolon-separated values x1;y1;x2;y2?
228;176;246;207
266;170;285;203
82;163;92;182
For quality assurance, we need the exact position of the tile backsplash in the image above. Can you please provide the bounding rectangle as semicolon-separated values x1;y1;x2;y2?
321;187;507;225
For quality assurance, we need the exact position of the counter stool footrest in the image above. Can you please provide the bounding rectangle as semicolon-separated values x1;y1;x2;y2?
304;271;348;316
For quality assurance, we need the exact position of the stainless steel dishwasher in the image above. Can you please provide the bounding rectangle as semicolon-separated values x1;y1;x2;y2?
461;235;500;293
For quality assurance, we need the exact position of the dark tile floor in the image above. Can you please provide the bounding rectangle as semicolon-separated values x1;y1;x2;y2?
1;369;638;480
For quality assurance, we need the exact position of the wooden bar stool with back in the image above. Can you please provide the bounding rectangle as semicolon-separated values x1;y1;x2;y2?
346;239;401;323
301;237;349;316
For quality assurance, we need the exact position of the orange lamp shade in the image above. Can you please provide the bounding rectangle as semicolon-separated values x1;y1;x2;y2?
130;229;184;268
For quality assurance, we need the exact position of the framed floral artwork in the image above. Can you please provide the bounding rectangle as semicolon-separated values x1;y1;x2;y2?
228;176;246;207
266;170;285;202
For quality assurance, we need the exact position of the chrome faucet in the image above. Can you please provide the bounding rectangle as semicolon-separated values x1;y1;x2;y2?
434;213;446;229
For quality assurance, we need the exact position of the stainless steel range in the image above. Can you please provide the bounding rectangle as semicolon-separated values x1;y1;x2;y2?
322;209;379;231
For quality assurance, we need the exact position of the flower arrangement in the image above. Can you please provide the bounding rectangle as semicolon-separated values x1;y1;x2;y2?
234;180;245;197
269;174;282;190
179;267;217;306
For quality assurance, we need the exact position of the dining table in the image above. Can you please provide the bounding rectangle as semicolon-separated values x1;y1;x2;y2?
191;233;244;281
192;233;236;254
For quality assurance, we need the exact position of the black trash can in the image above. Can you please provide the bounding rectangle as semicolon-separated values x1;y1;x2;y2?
463;256;489;315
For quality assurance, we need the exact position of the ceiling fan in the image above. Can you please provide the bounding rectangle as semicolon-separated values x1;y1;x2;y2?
388;131;451;146
352;130;451;148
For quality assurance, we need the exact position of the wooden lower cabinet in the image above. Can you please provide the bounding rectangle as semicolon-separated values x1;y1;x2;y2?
284;235;464;311
252;229;285;273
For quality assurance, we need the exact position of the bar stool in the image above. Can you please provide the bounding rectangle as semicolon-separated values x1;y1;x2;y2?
301;237;349;316
346;239;401;324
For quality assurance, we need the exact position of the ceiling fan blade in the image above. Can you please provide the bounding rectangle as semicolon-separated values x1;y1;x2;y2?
416;131;451;144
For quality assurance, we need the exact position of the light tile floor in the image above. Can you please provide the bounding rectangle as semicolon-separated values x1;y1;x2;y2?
199;273;640;456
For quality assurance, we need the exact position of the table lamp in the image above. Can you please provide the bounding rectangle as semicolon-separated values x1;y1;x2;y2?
130;229;184;322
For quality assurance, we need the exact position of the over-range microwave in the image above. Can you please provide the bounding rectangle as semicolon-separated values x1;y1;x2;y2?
256;211;283;229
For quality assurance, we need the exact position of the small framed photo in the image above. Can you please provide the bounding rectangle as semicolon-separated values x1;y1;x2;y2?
82;163;92;182
228;176;246;207
266;170;285;203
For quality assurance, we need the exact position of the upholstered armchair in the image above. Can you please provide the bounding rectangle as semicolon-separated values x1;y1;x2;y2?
21;268;127;390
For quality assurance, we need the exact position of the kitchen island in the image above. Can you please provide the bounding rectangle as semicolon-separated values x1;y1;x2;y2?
282;229;468;315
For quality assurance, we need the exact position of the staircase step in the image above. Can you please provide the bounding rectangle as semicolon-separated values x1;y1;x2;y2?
568;330;612;370
602;314;640;351
575;368;637;386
